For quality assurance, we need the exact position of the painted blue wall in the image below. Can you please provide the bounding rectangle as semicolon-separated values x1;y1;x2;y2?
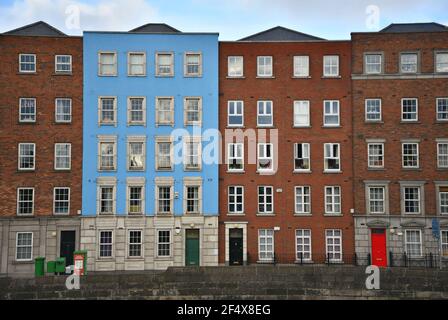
82;31;219;216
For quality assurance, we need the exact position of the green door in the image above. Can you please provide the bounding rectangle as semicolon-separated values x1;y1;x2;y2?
185;229;200;266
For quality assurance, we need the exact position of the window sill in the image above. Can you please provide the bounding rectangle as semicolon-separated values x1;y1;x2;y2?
256;76;275;79
98;74;118;77
155;169;174;172
53;213;70;216
227;170;245;174
293;125;311;128
127;74;147;77
15;214;34;217
294;213;312;217
365;121;384;124
183;75;203;78
154;256;173;261
17;169;36;172
435;120;448;124
53;72;73;76
226;126;245;129
400;121;420;124
125;257;145;261
323;170;342;174
98;213;115;216
294;260;314;264
227;213;245;216
292;76;311;79
17;72;38;75
184;168;202;172
257;260;275;264
127;123;146;126
256;170;275;174
54;122;72;125
12;260;34;265
96;258;115;262
401;168;422;171
322;125;342;128
128;169;145;172
293;170;312;174
54;169;71;172
256;213;276;217
367;168;385;171
18;121;37;125
226;76;245;79
437;168;448;171
256;125;275;129
155;75;174;78
155;214;174;217
322;76;341;79
323;214;343;217
98;169;117;172
127;213;144;217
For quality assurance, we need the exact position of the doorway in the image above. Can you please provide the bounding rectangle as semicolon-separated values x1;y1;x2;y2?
371;228;387;267
185;229;200;266
60;230;76;266
229;228;243;265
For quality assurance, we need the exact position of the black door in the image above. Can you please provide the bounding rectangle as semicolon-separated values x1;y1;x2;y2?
60;231;76;266
229;228;243;266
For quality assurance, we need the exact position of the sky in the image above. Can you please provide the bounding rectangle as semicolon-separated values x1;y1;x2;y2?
0;0;447;40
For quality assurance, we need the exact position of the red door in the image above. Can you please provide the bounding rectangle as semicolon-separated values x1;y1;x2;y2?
371;229;387;267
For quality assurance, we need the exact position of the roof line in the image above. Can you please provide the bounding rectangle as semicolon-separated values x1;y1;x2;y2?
129;23;181;33
238;25;325;41
3;20;67;36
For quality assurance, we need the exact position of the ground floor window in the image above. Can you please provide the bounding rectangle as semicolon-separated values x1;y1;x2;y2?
325;229;342;262
16;232;33;261
258;229;274;262
99;231;113;258
128;230;142;257
295;229;312;261
442;230;448;256
157;230;171;257
405;229;422;257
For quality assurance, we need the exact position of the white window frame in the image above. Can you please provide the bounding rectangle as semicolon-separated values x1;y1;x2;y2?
258;186;274;214
127;178;145;215
16;232;33;261
97;136;117;171
294;186;311;214
19;98;36;123
295;229;312;261
128;229;143;258
323;55;339;77
257;56;273;77
53;187;70;215
323;100;340;126
155;97;174;126
402;186;422;215
183;136;202;171
55;55;72;73
54;143;71;170
127;137;146;172
227;101;244;127
294;143;310;172
436;98;448;121
155;178;174;215
127;52;146;76
228;56;244;77
97;181;116;215
19;54;36;73
156;52;174;77
155;136;173;171
367;143;384;169
437;141;448;168
293;100;310;127
98;230;114;258
16;187;34;216
228;186;244;214
435;52;448;73
324;143;340;172
156;229;172;257
257;100;273;127
184;52;202;77
437;185;448;215
258;229;274;262
367;186;385;214
127;97;146;126
55;98;72;123
325;229;342;262
227;143;244;172
364;53;382;74
405;229;422;257
257;143;273;172
98;52;117;76
184;97;202;126
441;230;448;255
400;52;418;74
401;98;418;122
18;143;35;171
325;186;341;215
293;55;310;77
365;99;382;122
184;178;202;214
98;96;117;126
402;142;419;169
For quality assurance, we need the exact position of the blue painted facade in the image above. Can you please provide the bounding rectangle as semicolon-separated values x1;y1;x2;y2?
82;31;219;217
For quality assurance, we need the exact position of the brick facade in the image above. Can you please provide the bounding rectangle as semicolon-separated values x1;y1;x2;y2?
218;41;355;264
0;34;82;274
351;31;448;265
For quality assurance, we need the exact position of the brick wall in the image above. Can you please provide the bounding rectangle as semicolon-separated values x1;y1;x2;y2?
0;35;83;216
218;41;355;263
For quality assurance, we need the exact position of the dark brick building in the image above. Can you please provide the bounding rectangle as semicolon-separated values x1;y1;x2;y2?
218;27;355;265
351;23;448;267
0;22;82;275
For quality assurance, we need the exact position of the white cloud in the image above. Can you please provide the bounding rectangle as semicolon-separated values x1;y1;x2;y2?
0;0;159;34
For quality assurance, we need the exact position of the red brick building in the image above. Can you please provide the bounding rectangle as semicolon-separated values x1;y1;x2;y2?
0;22;82;275
351;23;448;267
218;27;355;265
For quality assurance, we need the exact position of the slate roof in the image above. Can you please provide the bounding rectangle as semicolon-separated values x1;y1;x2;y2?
238;26;324;41
129;23;181;33
3;21;67;36
380;23;448;33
